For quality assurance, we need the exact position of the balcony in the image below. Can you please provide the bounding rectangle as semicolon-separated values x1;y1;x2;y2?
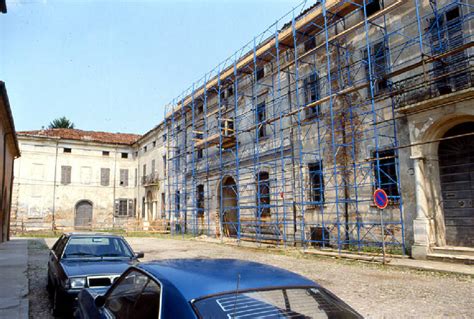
142;172;160;186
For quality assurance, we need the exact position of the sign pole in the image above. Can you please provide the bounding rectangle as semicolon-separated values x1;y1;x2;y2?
379;208;386;265
373;188;389;265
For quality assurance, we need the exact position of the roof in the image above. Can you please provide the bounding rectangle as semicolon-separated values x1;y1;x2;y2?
139;259;316;301
0;81;20;157
18;128;141;146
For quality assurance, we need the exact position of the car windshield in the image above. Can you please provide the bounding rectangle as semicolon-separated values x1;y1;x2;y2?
62;236;133;259
193;287;360;319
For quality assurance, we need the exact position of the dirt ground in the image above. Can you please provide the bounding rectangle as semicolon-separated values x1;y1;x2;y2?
28;236;473;318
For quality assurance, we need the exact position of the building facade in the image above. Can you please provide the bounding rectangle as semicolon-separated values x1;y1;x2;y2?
12;129;139;232
0;82;20;242
11;0;474;260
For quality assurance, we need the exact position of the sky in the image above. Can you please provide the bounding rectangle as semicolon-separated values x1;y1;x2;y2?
0;0;308;135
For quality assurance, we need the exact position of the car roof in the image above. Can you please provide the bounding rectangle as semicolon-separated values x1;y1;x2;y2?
64;232;124;238
138;258;317;302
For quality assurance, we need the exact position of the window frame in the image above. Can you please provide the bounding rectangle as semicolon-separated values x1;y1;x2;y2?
308;162;325;204
303;71;321;119
256;101;267;139
102;268;163;319
372;149;400;202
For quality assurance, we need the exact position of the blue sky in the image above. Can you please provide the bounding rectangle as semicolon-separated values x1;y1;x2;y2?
1;0;306;134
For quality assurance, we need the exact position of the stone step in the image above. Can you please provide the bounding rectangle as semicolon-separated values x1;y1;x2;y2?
426;253;474;265
432;246;474;257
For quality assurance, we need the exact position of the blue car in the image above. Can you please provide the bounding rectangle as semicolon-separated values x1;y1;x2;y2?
75;259;362;318
47;233;144;316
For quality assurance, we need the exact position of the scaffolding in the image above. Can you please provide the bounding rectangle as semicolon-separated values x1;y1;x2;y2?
163;0;473;253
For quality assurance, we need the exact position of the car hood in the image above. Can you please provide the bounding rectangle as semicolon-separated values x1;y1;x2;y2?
60;259;136;277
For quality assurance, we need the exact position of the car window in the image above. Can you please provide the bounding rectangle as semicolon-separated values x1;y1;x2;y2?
104;270;161;319
193;287;360;318
62;236;133;259
53;236;67;258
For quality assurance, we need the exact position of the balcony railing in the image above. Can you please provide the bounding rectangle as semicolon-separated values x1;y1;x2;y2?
142;172;160;186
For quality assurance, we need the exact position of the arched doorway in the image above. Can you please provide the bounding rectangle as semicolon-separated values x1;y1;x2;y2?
218;176;238;237
438;122;474;247
75;200;93;229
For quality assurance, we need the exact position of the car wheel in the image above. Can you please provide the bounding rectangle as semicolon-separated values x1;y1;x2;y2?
51;287;64;317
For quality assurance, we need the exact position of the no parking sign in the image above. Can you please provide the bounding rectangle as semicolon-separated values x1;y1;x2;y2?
373;188;389;209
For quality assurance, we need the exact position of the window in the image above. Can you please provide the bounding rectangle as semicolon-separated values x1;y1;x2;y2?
303;72;320;118
61;166;71;185
175;149;181;172
304;37;316;52
163;155;167;177
144;146;147;153
430;6;468;94
63;148;71;153
163;134;167;142
120;169;129;187
256;102;266;138
175;191;180;217
309;162;324;203
197;103;204;114
365;41;388;93
197;149;203;160
100;168;110;186
197;184;204;217
227;86;234;98
151;160;155;173
256;66;265;81
256;172;270;218
102;151;109;156
161;193;166;218
373;149;399;199
365;0;381;16
115;199;134;217
104;270;161;319
134;168;138;187
115;198;133;217
152;141;156;148
121;152;128;159
143;164;147;177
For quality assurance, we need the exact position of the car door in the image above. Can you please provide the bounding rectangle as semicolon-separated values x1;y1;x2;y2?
101;269;161;319
48;235;68;286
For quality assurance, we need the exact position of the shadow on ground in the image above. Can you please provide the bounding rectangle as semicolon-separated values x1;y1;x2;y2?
27;238;54;319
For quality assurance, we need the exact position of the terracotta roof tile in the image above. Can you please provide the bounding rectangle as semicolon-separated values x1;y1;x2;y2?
18;128;141;145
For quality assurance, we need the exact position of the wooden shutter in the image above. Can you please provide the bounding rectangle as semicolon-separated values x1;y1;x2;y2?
61;166;71;185
120;169;129;186
100;168;110;186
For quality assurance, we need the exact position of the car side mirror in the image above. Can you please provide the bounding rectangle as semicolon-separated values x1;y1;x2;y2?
134;251;144;259
95;295;106;308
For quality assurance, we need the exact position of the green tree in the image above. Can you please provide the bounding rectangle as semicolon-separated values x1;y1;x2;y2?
48;116;75;129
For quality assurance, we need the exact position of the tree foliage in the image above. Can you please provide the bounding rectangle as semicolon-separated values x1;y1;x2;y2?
48;116;75;129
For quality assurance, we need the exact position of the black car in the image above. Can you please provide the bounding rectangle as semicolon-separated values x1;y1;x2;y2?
47;232;144;316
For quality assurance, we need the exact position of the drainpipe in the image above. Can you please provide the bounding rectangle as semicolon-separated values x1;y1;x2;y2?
51;140;59;231
112;147;118;229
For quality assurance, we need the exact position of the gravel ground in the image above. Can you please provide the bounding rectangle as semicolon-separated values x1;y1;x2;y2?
28;237;473;318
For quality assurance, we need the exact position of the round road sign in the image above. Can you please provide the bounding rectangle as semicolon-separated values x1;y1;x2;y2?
374;188;389;209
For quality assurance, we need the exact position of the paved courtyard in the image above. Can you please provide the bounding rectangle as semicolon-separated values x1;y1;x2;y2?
27;237;473;318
